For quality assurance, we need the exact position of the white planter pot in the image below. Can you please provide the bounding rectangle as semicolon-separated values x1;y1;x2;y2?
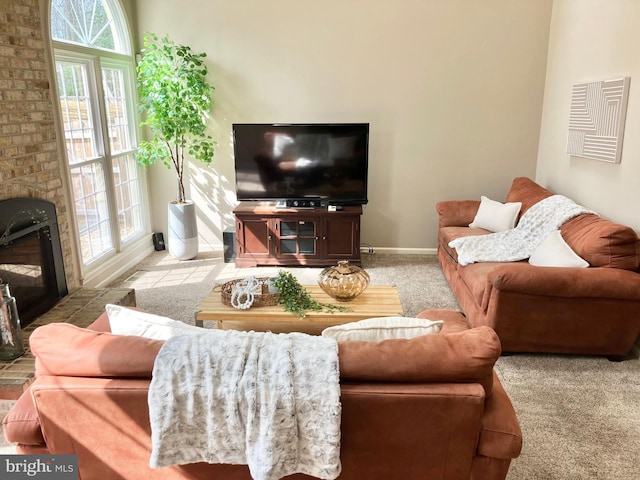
167;201;198;260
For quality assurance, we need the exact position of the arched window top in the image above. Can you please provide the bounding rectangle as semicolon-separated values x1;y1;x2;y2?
50;0;131;54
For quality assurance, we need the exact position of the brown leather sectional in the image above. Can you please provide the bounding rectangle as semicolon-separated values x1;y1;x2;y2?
437;177;640;357
4;309;522;480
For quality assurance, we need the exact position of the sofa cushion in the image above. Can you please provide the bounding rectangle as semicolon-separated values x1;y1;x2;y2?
505;177;553;216
337;326;501;396
469;196;522;232
106;304;207;340
561;214;640;270
529;230;589;268
30;323;163;378
322;317;444;342
87;307;149;332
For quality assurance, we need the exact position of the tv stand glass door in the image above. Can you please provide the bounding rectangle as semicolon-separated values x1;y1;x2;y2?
278;219;318;258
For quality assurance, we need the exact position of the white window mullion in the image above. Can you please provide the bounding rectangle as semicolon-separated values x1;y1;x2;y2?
101;59;145;246
90;56;121;253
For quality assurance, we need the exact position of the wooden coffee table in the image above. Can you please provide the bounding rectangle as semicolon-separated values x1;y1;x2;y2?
195;285;403;335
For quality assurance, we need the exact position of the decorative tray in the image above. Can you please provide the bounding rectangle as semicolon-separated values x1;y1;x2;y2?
218;277;279;308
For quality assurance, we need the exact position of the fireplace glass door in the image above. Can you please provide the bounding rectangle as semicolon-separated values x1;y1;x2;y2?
0;228;59;326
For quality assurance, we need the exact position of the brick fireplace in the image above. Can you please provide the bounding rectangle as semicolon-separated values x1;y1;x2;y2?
0;2;139;401
0;0;78;296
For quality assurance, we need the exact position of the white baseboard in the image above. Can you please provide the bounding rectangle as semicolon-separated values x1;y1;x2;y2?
360;246;438;255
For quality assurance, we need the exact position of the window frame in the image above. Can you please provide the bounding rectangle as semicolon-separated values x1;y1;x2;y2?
49;0;151;284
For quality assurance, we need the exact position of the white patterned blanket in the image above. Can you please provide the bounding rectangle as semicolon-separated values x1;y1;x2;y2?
448;195;594;266
148;330;341;480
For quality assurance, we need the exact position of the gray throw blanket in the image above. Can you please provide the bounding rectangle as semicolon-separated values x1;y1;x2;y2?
449;194;595;266
148;329;342;480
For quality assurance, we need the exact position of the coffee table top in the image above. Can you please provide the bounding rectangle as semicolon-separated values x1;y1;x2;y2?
196;285;403;335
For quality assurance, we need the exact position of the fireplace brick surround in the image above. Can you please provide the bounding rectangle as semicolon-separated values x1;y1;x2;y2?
0;287;136;401
0;0;78;292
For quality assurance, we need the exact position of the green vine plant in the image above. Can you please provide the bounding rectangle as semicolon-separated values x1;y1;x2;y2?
271;271;348;319
135;33;215;204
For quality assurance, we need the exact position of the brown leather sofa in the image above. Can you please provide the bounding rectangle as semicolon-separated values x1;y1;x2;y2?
437;177;640;357
4;308;522;480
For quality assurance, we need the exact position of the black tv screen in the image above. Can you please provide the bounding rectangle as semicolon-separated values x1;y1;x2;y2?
233;123;369;205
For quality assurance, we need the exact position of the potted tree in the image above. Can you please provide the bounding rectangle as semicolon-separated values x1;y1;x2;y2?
135;33;215;260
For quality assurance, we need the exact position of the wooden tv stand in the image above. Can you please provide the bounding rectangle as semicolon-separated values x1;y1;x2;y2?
234;202;362;267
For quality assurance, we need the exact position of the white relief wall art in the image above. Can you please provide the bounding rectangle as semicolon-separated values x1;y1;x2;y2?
566;77;630;163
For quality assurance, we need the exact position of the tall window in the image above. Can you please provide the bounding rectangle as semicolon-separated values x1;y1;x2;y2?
50;0;145;267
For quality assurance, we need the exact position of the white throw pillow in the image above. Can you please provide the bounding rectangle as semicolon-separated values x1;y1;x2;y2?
469;196;522;232
528;230;589;268
321;317;444;342
106;304;206;340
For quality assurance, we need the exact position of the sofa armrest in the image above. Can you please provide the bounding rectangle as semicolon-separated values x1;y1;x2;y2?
2;386;45;447
436;200;480;228
486;263;640;300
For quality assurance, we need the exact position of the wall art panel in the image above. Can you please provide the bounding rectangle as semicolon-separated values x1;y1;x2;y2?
566;77;630;163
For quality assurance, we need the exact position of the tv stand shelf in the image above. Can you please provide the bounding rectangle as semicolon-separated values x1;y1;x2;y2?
234;202;362;267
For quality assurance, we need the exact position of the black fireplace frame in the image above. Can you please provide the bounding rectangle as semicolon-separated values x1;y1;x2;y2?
0;198;68;325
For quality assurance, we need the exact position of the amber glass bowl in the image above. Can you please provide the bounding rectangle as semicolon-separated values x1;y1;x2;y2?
317;260;370;301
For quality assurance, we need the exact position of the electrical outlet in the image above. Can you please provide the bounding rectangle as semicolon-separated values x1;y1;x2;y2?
360;244;375;254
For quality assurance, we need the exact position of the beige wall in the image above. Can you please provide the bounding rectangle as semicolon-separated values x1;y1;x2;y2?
536;0;640;232
134;0;552;251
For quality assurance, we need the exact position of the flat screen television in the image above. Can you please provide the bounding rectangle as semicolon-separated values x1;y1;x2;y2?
233;123;369;205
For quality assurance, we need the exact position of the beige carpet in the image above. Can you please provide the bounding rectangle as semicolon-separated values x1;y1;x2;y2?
109;250;640;480
112;250;460;324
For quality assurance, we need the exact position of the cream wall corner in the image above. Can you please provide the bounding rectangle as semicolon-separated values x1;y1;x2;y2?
536;0;640;233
